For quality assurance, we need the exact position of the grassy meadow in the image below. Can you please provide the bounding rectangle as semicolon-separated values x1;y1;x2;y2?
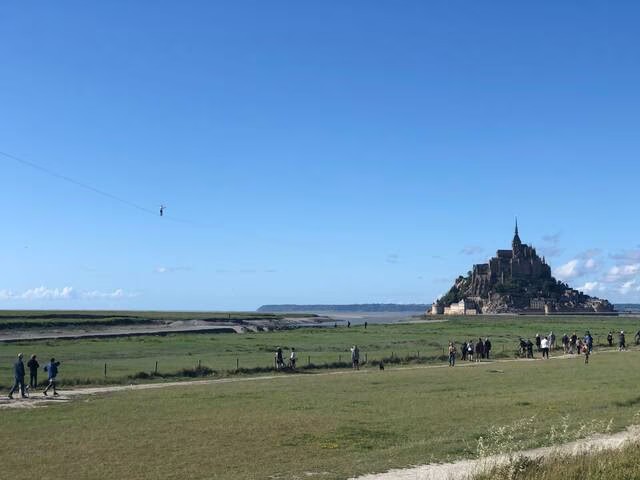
3;350;640;479
0;314;638;388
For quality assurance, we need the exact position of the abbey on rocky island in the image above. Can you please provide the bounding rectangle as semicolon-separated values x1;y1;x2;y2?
432;221;614;315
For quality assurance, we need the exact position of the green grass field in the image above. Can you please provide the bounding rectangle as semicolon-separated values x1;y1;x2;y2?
3;351;640;479
1;314;638;388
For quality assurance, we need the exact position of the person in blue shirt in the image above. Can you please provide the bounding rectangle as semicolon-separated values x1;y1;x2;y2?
584;331;594;353
43;358;61;396
8;353;26;399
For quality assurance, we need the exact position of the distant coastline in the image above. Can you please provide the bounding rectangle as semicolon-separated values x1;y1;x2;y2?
257;304;429;313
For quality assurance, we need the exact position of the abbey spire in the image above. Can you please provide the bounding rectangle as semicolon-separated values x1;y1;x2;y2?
512;218;522;255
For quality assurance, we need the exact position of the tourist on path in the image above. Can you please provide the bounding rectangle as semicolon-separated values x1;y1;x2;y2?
475;338;484;363
351;345;360;370
570;332;578;354
8;353;26;399
619;331;626;351
467;341;474;362
289;348;297;369
535;333;541;352
526;339;534;358
519;338;527;357
584;332;593;353
484;338;492;359
275;347;285;370
448;342;456;367
549;331;556;350
27;354;39;388
461;341;467;361
607;331;613;347
582;343;590;364
562;333;569;354
43;358;61;396
541;336;549;359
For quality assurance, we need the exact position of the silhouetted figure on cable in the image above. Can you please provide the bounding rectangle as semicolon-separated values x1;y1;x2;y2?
160;205;165;216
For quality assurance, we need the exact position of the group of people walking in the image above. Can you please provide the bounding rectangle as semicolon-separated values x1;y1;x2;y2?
448;338;492;366
560;331;594;356
275;347;297;370
8;353;61;399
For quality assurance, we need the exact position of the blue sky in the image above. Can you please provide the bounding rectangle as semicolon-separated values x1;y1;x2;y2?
1;1;639;310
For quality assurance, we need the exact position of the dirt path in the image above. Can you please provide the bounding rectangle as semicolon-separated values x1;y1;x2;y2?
350;425;640;480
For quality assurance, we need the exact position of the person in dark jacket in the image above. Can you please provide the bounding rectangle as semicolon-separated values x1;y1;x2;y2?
8;353;26;399
526;339;534;358
619;331;626;351
461;341;468;361
43;358;61;396
475;338;484;363
27;354;40;388
607;331;613;347
275;347;285;370
484;338;492;359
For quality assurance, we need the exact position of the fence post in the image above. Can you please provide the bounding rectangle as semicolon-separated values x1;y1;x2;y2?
339;354;342;363
198;359;201;369
417;351;420;359
104;363;107;377
365;353;368;363
308;355;310;366
236;358;239;371
154;361;158;375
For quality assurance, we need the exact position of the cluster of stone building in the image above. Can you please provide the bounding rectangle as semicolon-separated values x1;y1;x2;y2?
429;221;613;315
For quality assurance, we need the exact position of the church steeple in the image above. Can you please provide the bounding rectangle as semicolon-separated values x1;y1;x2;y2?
512;218;522;255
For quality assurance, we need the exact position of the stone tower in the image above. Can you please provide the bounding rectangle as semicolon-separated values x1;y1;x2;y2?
512;218;523;257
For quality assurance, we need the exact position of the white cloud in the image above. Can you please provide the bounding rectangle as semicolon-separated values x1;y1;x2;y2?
0;286;137;301
577;281;605;293
605;264;640;282
155;266;192;274
554;256;601;281
555;260;581;280
585;258;597;269
619;279;640;295
82;289;138;299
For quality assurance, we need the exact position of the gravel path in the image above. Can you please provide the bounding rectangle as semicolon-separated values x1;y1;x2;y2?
350;425;640;480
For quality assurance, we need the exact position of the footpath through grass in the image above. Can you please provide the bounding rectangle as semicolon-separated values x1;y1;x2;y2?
3;352;640;479
0;315;638;388
474;442;640;480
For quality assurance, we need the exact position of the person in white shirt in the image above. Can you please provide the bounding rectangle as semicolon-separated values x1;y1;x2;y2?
290;348;297;369
540;336;550;359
